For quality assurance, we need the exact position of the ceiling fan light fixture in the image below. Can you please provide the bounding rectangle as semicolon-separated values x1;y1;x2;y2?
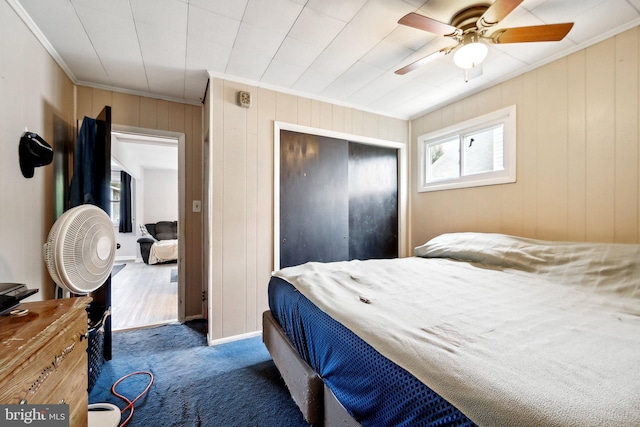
396;3;574;76
453;34;488;69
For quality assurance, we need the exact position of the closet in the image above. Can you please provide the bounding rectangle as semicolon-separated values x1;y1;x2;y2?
279;130;398;268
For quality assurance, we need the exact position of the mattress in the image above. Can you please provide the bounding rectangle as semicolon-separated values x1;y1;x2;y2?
268;276;475;426
273;232;640;426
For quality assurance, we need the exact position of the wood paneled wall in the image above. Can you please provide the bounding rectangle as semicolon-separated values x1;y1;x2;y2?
208;77;408;340
0;1;75;300
410;27;640;247
76;87;204;318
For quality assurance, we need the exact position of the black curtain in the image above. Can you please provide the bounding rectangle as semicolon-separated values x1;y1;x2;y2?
69;117;97;207
119;171;133;233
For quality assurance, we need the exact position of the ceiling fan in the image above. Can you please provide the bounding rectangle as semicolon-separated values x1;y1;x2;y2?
395;0;574;75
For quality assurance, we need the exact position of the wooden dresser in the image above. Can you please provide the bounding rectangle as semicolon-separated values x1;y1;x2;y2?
0;297;91;427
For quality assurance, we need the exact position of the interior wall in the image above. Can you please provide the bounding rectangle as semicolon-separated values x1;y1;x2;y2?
0;1;75;300
111;138;143;261
143;169;178;223
410;26;640;247
208;76;409;340
76;87;204;318
112;171;139;261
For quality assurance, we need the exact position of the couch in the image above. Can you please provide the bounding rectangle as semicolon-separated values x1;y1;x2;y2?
137;221;178;264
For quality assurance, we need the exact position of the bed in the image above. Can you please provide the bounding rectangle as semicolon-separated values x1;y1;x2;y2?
263;232;640;426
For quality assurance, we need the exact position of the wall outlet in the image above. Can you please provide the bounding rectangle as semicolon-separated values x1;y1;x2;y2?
192;200;201;212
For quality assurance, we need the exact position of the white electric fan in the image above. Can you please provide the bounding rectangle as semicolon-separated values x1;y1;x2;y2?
44;204;122;427
43;204;116;295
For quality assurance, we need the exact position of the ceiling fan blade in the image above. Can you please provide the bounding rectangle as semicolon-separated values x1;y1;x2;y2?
398;12;458;36
478;0;524;28
395;48;452;75
491;23;574;43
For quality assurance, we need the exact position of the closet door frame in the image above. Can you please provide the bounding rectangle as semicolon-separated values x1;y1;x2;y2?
273;122;408;271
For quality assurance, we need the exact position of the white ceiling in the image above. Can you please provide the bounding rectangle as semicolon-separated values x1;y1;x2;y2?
112;132;178;173
10;0;640;119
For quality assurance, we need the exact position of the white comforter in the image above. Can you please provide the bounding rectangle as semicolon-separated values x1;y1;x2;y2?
148;239;178;265
273;232;640;426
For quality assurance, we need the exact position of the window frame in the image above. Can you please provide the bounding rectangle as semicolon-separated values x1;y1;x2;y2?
417;105;516;193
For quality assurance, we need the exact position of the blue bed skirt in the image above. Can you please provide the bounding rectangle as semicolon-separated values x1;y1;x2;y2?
268;276;476;427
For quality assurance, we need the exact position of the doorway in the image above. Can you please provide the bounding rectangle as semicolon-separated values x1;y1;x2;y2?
110;126;186;330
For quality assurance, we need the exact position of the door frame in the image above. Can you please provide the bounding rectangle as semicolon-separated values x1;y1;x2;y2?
111;124;186;323
273;121;408;271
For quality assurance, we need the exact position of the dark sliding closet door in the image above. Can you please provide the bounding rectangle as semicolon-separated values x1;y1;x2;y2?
348;143;398;260
279;130;398;269
280;131;349;268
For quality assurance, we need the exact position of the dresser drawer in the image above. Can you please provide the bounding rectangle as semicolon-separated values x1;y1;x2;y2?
0;314;86;404
0;297;90;427
50;353;89;427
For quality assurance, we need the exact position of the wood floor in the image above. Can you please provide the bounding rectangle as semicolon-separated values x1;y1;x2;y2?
111;261;178;331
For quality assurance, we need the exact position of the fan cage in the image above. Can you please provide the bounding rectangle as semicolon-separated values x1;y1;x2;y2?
44;205;116;294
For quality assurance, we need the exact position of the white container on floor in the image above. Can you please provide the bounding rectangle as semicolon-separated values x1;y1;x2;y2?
88;403;121;427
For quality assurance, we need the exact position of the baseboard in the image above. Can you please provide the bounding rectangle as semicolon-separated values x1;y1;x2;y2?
208;330;261;346
115;256;137;262
184;314;203;322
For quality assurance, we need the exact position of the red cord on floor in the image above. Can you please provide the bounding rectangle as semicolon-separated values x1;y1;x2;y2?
111;371;154;427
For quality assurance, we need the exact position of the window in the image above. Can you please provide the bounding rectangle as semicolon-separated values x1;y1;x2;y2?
418;105;516;192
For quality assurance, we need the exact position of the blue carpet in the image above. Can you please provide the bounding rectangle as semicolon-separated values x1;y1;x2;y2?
89;321;309;427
